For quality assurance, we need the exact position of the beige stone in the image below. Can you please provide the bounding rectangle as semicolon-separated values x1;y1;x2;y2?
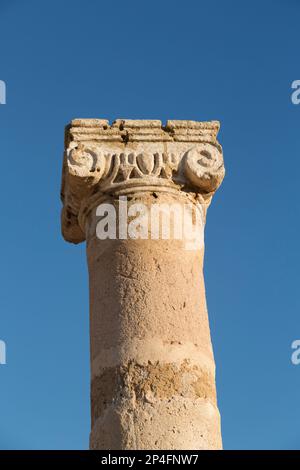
60;119;225;450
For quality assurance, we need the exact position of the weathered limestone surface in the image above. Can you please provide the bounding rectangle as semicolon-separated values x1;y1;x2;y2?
61;119;225;450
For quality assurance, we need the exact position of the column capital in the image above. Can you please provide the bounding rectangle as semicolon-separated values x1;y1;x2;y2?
61;119;225;243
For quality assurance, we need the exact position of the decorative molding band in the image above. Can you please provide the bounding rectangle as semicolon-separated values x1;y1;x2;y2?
66;118;220;144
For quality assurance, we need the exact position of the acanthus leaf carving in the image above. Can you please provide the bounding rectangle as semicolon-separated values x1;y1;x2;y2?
66;147;181;193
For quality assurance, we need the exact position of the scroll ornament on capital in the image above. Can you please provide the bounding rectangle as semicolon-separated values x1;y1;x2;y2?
64;143;224;193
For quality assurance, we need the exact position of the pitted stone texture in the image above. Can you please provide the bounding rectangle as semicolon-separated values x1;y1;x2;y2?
90;362;221;450
91;360;217;426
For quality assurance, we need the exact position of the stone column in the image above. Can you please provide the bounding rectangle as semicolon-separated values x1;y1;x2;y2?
60;119;225;450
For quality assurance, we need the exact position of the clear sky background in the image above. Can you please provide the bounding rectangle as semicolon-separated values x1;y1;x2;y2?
0;0;299;450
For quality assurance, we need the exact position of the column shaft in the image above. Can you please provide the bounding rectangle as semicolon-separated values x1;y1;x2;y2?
87;193;221;449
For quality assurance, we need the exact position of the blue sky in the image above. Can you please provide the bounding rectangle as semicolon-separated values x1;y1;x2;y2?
0;0;299;450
